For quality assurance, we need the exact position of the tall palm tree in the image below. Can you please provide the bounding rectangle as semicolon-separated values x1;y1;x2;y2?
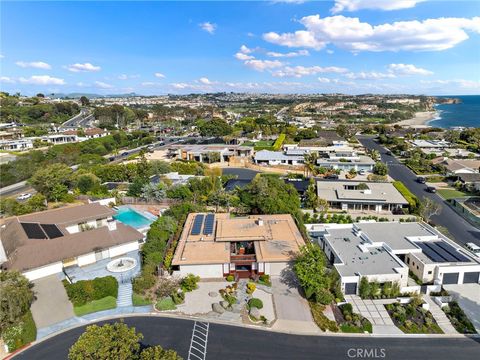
303;152;319;178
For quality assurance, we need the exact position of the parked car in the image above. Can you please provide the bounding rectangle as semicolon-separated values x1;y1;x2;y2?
324;174;339;180
426;186;436;193
121;151;129;156
417;177;426;184
465;242;480;258
358;169;367;175
17;193;32;201
386;150;393;156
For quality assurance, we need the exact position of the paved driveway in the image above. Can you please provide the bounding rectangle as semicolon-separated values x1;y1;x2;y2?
31;275;75;329
444;284;480;332
270;275;319;334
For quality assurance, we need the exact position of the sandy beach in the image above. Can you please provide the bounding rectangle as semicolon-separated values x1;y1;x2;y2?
395;111;437;127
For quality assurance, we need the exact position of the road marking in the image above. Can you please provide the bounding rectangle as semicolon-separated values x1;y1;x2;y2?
188;321;209;360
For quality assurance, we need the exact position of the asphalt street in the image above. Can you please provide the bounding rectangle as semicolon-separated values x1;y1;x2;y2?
358;136;480;247
15;316;480;360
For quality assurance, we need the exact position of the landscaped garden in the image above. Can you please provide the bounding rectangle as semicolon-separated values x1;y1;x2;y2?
442;301;477;334
437;188;469;200
385;297;443;334
62;276;118;316
335;303;372;333
359;277;401;299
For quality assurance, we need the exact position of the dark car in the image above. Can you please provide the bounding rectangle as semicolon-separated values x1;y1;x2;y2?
324;174;339;180
417;177;426;184
121;151;129;156
386;150;393;156
426;186;436;193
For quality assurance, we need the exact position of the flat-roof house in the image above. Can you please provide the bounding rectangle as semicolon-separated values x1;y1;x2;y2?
0;138;34;151
316;150;375;172
172;213;305;279
0;203;144;280
317;181;409;213
167;144;253;163
410;139;451;149
308;222;480;295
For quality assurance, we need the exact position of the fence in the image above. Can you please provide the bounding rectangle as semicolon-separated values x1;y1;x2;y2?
120;197;176;206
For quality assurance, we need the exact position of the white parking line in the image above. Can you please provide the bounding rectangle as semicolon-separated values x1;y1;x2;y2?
188;321;209;360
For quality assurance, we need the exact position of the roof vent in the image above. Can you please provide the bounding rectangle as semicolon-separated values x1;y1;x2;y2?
343;237;351;242
257;218;264;226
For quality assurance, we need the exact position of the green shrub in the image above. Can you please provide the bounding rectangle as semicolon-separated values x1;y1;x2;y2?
246;282;256;294
258;274;271;286
3;310;37;352
272;134;286;151
444;301;477;334
63;276;118;306
181;274;200;292
156;297;177;311
226;274;235;282
132;293;152;306
340;303;353;315
248;298;263;309
309;302;339;332
132;268;157;294
393;181;419;211
171;291;185;305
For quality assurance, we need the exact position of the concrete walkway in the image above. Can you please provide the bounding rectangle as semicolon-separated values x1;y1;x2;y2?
345;295;402;335
31;275;75;329
423;296;458;334
444;284;480;333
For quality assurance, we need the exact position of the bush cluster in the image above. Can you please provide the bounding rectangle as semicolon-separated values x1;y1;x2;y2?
359;278;401;299
393;181;419;212
181;274;200;292
248;298;263;309
339;303;372;333
246;282;256;294
63;276;118;306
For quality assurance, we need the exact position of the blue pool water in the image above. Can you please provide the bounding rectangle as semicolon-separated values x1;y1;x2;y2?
113;207;154;229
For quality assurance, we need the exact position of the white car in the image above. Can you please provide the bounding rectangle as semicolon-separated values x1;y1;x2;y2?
17;193;32;201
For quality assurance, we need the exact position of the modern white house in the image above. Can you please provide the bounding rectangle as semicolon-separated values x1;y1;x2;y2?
0;138;34;151
172;213;305;279
317;181;409;213
0;203;144;280
307;222;480;295
167;144;253;163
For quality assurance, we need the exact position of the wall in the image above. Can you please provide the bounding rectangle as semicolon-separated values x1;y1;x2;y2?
23;262;63;281
109;241;139;258
77;252;97;267
406;253;436;283
268;262;288;276
177;264;224;278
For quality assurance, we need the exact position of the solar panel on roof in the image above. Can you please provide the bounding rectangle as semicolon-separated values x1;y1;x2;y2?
40;224;63;239
20;222;47;239
203;213;215;235
416;242;446;263
190;214;204;235
424;242;458;262
436;241;471;263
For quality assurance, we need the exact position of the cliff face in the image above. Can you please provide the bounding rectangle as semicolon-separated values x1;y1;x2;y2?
436;97;462;105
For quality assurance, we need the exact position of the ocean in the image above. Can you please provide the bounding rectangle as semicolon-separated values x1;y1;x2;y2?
428;95;480;128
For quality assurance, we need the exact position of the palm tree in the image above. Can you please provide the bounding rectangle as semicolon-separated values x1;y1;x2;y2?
303;152;319;177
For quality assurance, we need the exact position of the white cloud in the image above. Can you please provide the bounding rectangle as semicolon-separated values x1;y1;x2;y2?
199;22;217;34
94;81;113;89
141;82;156;87
388;63;433;76
154;72;166;79
235;52;255;60
15;61;51;70
118;74;128;80
198;77;212;85
266;50;310;58
331;0;424;14
272;65;348;78
0;76;15;84
263;15;480;52
345;71;396;80
66;62;101;72
326;49;334;54
244;59;284;71
420;79;480;89
240;45;254;54
19;75;65;85
317;77;354;85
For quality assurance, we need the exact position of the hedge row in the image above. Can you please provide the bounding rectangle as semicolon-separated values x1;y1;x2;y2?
63;276;118;306
272;134;286;151
392;180;419;211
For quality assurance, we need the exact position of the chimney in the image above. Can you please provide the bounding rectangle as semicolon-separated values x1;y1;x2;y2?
257;218;264;226
107;218;117;231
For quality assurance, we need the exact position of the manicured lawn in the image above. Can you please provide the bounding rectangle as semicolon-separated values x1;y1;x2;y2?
437;188;468;200
74;296;117;316
132;293;152;306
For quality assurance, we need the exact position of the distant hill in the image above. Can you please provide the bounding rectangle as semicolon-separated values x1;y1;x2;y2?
48;92;139;99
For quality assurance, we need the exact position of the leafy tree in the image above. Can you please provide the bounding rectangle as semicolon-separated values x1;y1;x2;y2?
373;162;388;176
196;118;232;137
29;163;74;201
419;197;442;223
316;198;329;214
139;346;182;360
294;244;334;305
76;173;101;194
304;179;318;209
0;271;34;336
79;96;90;106
127;177;148;197
141;182;166;202
359;277;371;299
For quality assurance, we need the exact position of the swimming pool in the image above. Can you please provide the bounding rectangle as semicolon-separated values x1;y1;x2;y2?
113;207;155;229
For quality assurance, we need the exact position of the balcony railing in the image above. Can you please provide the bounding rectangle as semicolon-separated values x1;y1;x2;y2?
230;254;256;262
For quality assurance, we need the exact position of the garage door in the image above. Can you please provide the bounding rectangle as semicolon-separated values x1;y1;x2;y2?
443;273;459;284
463;272;480;284
344;283;357;295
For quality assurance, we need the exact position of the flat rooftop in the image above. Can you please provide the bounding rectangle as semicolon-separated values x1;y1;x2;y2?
317;181;409;204
172;213;305;265
354;222;435;252
319;227;405;277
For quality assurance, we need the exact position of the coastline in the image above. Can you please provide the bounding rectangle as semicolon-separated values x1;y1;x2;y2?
394;111;438;127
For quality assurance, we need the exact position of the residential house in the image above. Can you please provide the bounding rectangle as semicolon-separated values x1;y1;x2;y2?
0;138;33;151
456;173;480;192
0;203;144;280
172;213;305;278
167;144;253;163
434;158;480;174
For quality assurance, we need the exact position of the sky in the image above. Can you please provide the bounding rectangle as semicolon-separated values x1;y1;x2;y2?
1;0;479;96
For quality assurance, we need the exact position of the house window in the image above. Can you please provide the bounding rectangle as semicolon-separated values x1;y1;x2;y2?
406;258;410;264
428;271;432;274
416;265;419;270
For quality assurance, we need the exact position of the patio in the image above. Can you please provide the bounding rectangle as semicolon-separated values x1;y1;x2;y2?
64;250;141;283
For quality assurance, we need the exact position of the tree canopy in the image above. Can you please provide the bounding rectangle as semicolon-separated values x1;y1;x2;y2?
196;118;232;137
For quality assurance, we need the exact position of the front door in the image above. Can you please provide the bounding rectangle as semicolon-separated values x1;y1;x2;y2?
236;264;252;278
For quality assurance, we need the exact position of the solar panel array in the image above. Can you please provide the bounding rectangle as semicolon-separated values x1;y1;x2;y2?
416;241;471;263
190;214;205;235
21;222;64;240
21;223;47;239
203;214;215;235
41;224;64;239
